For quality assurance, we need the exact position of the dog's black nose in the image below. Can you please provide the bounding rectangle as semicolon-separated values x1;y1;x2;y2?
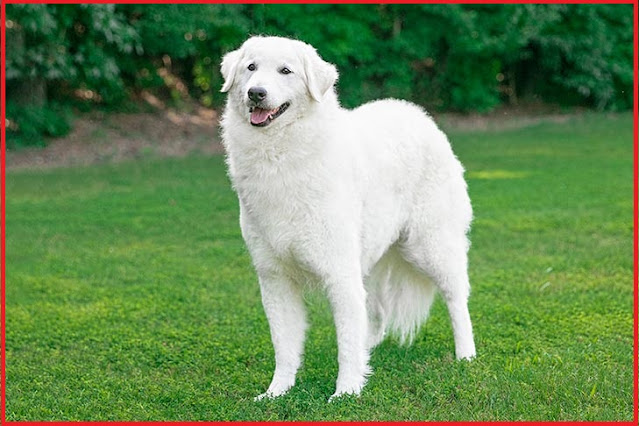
248;87;267;103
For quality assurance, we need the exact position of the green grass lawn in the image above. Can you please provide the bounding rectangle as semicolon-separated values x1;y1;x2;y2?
4;112;635;421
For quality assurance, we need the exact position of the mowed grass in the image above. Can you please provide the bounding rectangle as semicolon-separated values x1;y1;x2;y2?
4;112;634;420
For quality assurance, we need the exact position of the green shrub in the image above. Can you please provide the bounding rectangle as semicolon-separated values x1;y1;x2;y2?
6;4;141;106
6;102;72;149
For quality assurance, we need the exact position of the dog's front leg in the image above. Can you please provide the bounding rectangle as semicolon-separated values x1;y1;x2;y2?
325;275;371;401
255;273;308;401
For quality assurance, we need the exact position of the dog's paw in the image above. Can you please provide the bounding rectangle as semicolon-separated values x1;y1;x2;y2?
254;388;287;402
328;387;362;403
329;371;369;402
456;347;476;361
254;378;295;402
254;392;274;402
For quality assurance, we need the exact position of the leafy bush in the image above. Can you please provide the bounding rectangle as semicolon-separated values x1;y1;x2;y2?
6;102;71;149
526;4;634;110
117;4;250;107
7;4;141;104
6;4;140;147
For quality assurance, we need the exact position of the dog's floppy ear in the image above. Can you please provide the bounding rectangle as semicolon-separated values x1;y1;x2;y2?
302;46;338;102
220;48;243;93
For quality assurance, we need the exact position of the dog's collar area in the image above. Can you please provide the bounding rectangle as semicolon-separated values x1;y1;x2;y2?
249;102;290;127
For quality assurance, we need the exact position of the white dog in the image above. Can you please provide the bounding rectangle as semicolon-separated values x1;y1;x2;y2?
220;36;476;401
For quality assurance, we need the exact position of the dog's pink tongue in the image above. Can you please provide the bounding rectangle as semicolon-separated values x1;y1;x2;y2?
251;108;272;124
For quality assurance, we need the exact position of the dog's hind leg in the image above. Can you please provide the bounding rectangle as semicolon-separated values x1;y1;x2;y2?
255;273;308;400
442;282;476;360
401;229;476;360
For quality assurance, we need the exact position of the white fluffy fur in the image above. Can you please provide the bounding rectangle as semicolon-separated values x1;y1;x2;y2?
220;36;476;401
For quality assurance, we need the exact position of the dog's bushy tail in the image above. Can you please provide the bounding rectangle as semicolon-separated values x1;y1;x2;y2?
366;247;436;347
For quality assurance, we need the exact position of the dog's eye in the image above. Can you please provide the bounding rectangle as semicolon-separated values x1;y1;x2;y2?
248;63;256;71
280;67;292;75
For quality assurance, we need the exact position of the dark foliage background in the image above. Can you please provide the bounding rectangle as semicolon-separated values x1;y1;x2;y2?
5;4;634;147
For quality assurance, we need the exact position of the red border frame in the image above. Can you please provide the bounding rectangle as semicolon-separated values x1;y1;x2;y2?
0;1;637;425
1;1;7;425
0;0;635;3
633;0;639;422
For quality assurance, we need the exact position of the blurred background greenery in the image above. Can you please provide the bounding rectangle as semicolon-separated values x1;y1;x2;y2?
5;4;634;149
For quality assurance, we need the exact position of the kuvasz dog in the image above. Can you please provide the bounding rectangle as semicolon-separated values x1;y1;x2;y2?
220;36;476;401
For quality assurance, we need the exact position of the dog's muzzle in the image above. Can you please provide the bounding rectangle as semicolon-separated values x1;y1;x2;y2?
249;102;290;127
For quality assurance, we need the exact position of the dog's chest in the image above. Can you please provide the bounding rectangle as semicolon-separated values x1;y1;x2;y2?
233;163;328;258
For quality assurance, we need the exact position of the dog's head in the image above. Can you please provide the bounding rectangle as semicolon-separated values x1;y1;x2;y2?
220;36;338;128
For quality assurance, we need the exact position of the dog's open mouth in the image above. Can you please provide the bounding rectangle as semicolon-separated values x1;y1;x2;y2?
250;102;290;127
